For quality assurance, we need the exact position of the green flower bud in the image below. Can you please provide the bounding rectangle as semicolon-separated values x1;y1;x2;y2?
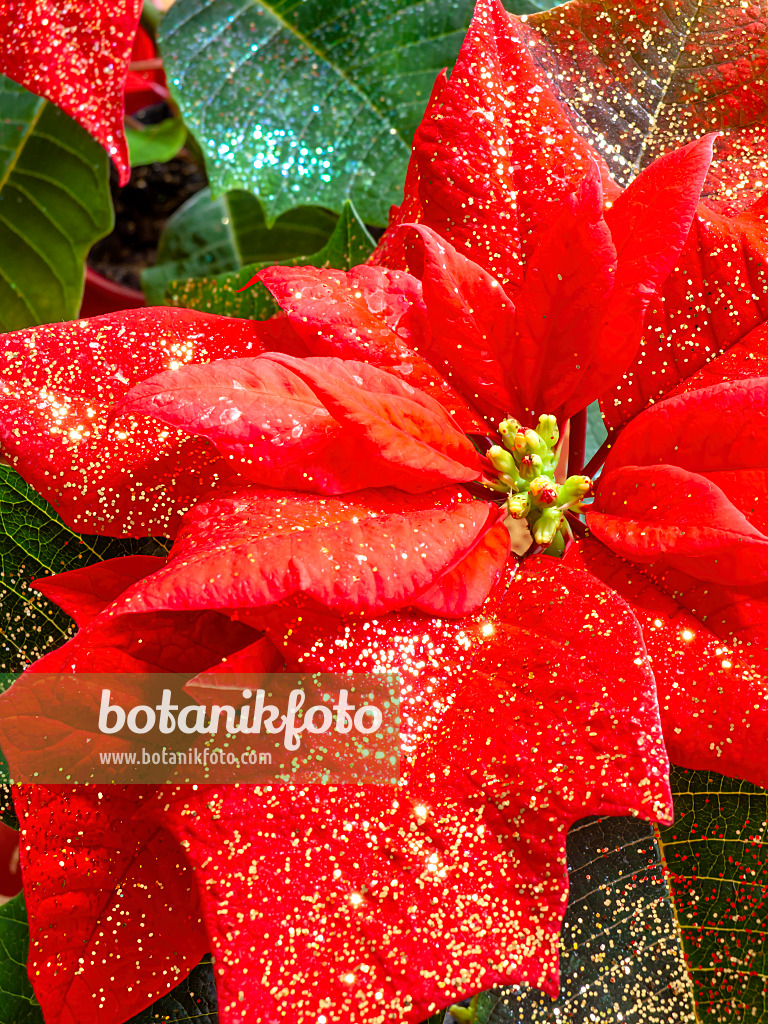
498;418;522;447
558;474;592;508
517;453;542;480
506;492;531;519
529;476;559;507
544;528;566;558
535;414;559;449
513;428;547;457
533;506;562;546
487;445;518;479
449;996;479;1024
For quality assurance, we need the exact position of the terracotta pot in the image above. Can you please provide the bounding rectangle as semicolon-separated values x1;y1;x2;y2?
81;267;146;318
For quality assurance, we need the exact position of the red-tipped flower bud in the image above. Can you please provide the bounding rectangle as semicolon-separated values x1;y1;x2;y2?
517;453;542;480
507;492;531;519
529;476;559;507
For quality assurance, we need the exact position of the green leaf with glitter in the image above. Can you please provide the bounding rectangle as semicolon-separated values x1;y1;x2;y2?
142;187;338;304
0;75;113;333
0;466;161;676
124;957;218;1023
158;0;481;224
158;0;566;226
656;767;768;1023
0;894;43;1024
162;199;375;317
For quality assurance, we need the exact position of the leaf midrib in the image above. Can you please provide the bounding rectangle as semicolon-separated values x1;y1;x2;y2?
173;0;411;149
631;0;704;176
0;99;44;196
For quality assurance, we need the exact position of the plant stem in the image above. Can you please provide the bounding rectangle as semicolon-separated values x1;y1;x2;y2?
566;512;587;538
568;409;587;476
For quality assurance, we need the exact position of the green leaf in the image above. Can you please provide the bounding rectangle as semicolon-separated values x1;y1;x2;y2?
126;117;188;167
657;767;768;1022
0;466;163;676
123;957;218;1023
0;76;113;332
508;0;565;10
158;0;480;225
585;401;608;468
162;199;375;318
142;188;338;303
0;894;43;1024
158;0;566;225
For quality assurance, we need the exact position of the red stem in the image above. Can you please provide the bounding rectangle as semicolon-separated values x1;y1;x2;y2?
568;409;587;476
565;512;587;538
583;437;612;479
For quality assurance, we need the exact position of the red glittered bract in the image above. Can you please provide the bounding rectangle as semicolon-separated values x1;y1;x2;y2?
115;354;485;494
108;486;508;622
517;0;768;215
17;786;208;1024
564;539;768;788
0;307;265;537
154;561;670;1024
0;0;142;184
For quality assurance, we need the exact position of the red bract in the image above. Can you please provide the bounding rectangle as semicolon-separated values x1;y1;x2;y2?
113;354;485;493
124;23;168;115
0;0;142;184
516;0;768;215
0;308;265;537
154;561;670;1023
2;0;768;1022
18;785;208;1024
373;0;712;426
377;0;768;440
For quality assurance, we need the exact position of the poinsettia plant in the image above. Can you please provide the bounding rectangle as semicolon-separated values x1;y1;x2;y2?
0;0;768;1022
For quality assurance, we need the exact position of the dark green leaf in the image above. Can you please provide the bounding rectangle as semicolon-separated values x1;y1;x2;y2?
163;199;374;318
0;76;113;332
0;466;164;676
0;894;43;1024
126;117;188;167
158;0;566;225
122;956;218;1023
142;188;337;303
158;0;480;225
657;767;768;1023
